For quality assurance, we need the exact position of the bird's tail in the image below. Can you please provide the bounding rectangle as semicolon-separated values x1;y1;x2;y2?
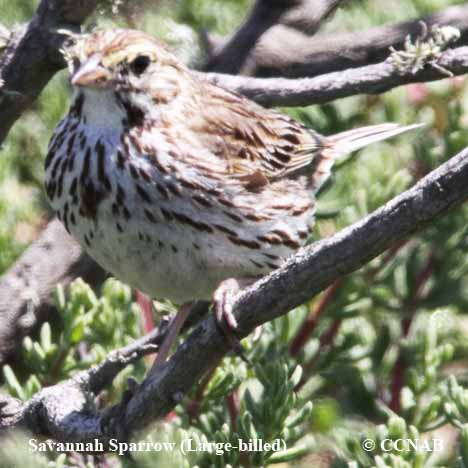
308;123;424;193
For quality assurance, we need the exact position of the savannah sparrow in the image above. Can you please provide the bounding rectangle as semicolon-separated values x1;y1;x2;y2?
44;29;420;362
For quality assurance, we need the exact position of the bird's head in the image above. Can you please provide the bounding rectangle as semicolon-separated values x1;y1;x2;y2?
63;29;194;126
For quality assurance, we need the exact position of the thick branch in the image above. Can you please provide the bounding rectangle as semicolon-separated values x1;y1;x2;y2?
203;0;345;74
203;46;468;107
2;146;466;443
209;4;468;77
0;0;97;145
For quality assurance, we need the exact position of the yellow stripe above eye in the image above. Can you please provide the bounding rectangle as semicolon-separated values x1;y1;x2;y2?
101;47;156;68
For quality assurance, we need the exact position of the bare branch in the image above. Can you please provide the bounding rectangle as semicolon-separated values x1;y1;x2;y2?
202;46;468;108
279;0;346;35
2;145;467;443
202;0;346;74
0;0;98;145
87;325;165;394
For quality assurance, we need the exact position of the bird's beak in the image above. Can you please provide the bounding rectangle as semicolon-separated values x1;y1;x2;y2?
71;54;111;88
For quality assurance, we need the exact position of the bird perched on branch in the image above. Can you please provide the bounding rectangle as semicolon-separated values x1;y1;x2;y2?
45;29;421;365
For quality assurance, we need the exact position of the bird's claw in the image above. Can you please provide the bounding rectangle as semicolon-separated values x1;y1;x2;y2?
213;278;250;364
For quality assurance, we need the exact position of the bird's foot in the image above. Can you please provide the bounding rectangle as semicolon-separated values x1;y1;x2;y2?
213;278;254;364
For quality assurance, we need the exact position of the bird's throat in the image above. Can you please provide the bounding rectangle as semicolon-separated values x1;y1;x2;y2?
77;89;127;131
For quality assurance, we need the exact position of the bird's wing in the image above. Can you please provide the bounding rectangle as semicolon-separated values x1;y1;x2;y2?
180;82;324;191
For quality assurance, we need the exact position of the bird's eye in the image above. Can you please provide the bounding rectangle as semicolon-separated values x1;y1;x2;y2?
130;55;151;75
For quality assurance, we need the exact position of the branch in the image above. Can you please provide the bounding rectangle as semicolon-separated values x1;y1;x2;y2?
211;4;468;77
0;0;98;145
2;145;467;443
202;0;346;74
0;220;106;365
202;46;468;107
278;0;346;35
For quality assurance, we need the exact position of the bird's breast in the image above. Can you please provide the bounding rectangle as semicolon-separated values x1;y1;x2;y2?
44;116;314;302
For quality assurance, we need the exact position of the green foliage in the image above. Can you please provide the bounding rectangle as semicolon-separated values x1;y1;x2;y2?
130;320;317;468
3;278;143;401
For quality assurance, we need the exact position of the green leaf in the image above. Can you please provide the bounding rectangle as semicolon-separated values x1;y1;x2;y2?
70;318;85;344
288;366;303;390
54;284;66;311
3;365;26;400
267;444;311;464
285;401;313;429
39;322;52;352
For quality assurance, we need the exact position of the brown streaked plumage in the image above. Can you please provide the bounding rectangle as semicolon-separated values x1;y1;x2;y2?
46;29;422;363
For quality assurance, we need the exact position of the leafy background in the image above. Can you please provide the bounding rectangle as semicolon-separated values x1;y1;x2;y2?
0;0;467;467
